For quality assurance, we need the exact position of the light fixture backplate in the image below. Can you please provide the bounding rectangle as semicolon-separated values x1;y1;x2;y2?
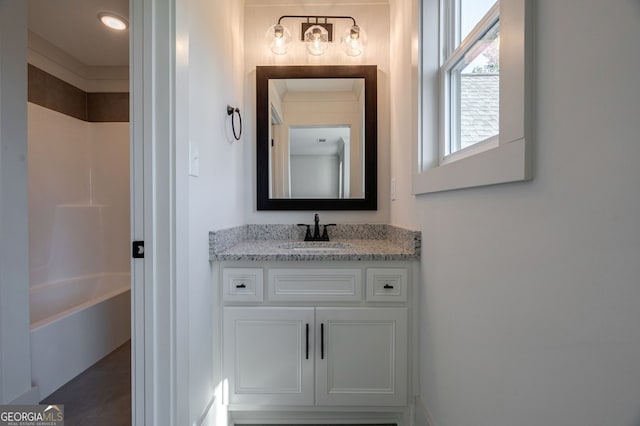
301;22;333;42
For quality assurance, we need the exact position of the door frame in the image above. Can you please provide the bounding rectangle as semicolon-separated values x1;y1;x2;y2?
130;0;183;423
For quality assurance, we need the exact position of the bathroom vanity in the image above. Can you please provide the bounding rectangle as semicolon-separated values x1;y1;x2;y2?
210;224;420;425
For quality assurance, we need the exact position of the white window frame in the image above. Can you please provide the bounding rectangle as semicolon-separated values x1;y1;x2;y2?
414;0;533;194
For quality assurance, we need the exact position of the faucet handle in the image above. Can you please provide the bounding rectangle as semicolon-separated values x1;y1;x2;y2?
321;224;336;240
297;224;312;241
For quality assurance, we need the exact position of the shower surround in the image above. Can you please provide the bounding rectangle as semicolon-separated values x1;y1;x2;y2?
27;80;130;399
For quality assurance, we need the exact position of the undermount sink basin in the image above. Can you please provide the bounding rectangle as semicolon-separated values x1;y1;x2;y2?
278;242;351;253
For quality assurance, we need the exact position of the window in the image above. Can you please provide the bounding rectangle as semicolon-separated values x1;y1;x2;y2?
414;0;533;194
443;3;499;160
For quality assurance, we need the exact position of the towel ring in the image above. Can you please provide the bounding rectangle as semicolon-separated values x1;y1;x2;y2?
227;105;242;141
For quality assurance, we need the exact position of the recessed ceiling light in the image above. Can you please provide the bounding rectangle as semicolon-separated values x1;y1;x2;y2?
98;12;128;31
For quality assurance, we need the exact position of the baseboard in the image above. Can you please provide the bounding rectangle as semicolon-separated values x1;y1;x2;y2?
194;394;216;426
414;396;434;426
10;386;40;404
229;410;405;425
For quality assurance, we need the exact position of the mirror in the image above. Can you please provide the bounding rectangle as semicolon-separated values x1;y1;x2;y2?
257;65;377;210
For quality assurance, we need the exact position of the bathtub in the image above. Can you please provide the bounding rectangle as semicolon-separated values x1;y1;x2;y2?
30;272;131;400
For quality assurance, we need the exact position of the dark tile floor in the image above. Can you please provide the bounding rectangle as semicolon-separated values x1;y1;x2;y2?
41;340;131;426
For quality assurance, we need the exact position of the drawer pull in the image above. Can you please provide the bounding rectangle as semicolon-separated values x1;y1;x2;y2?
235;283;247;289
383;284;394;289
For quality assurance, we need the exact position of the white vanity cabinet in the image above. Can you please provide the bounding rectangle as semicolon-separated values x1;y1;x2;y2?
223;307;315;405
224;306;407;407
220;262;414;411
315;306;407;406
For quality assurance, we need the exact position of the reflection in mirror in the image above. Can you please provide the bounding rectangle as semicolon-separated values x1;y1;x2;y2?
257;65;377;210
269;78;365;199
289;126;351;198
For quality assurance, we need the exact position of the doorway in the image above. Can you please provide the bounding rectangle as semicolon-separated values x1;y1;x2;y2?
27;0;132;418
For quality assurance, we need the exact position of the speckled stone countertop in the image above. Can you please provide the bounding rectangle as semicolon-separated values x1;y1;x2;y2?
209;224;421;261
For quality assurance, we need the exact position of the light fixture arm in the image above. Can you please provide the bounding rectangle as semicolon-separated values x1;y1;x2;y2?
276;15;357;27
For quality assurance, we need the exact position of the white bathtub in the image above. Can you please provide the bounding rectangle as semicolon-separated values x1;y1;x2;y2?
30;273;131;400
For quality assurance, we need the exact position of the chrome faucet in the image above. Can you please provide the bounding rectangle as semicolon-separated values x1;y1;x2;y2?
297;214;336;241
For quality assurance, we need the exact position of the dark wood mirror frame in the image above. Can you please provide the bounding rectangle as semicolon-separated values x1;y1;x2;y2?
256;65;377;211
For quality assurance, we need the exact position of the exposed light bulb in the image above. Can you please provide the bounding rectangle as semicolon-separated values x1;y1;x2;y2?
305;25;328;56
267;24;291;55
342;25;367;56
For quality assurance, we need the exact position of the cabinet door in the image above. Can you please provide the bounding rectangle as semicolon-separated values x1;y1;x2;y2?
315;307;408;406
223;307;315;405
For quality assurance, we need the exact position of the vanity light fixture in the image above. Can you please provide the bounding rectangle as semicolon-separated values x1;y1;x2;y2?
267;15;366;57
304;24;330;56
343;25;367;56
266;23;292;55
98;12;128;31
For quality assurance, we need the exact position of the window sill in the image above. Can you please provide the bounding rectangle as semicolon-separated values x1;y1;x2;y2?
441;135;499;166
413;137;532;194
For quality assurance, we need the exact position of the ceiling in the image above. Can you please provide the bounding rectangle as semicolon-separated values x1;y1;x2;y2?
290;126;350;156
28;0;129;67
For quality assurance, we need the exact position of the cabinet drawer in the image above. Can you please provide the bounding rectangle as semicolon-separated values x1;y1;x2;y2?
366;268;408;302
268;269;362;302
223;268;263;302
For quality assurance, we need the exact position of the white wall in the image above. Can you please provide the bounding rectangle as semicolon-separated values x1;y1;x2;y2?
243;1;390;225
390;0;640;425
0;0;34;404
388;0;418;227
179;0;245;423
290;155;339;198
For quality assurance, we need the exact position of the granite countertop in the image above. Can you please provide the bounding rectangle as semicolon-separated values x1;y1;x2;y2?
209;224;421;262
